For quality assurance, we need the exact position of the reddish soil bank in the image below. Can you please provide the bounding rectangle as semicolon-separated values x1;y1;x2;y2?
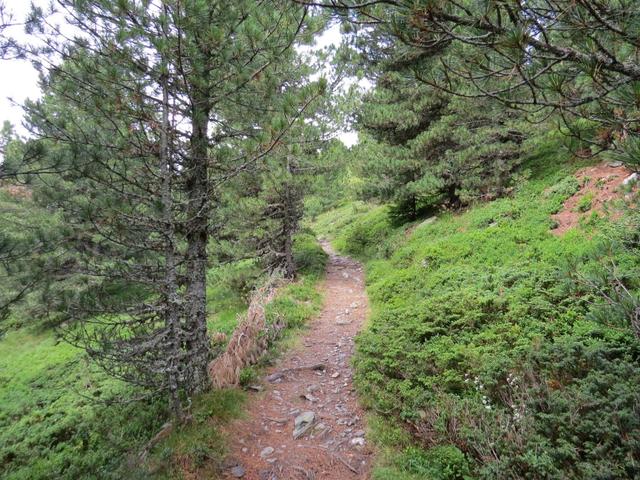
551;162;636;235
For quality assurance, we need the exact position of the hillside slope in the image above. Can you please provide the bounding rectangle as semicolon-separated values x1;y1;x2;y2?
315;139;640;479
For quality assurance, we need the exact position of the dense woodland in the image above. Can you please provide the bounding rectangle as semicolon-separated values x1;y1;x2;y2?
0;1;639;479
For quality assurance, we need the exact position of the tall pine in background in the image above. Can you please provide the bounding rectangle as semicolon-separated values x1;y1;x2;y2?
348;23;525;221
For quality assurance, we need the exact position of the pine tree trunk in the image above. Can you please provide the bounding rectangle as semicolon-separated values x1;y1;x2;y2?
184;97;212;394
283;216;295;279
283;156;296;279
159;70;183;419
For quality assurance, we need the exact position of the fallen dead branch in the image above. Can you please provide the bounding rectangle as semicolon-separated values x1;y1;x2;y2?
138;421;174;461
265;416;289;424
266;363;326;382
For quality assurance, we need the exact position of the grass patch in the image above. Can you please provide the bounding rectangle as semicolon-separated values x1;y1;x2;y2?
143;390;247;479
0;329;168;480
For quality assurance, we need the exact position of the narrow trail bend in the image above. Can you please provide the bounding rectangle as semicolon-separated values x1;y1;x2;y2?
222;241;373;480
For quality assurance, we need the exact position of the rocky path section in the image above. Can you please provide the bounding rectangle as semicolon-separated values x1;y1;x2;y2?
222;241;373;480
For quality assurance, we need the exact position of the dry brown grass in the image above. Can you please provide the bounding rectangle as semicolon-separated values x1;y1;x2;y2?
207;276;286;388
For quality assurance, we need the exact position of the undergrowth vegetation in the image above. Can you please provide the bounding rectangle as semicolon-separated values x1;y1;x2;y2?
315;136;640;479
0;231;327;480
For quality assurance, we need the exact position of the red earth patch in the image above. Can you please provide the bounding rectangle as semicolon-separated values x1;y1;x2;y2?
551;162;636;236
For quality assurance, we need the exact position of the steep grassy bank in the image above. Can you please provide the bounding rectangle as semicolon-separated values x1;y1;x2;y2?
0;232;327;480
315;138;640;479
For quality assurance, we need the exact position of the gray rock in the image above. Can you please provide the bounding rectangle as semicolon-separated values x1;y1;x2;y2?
608;161;624;168
351;437;365;446
293;411;316;439
266;372;284;382
301;393;319;403
419;216;437;228
231;465;246;478
260;447;274;458
623;172;639;185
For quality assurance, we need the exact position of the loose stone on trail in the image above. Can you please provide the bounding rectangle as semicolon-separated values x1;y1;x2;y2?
293;411;315;439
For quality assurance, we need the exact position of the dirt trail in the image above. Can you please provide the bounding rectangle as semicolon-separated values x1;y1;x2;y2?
222;241;373;480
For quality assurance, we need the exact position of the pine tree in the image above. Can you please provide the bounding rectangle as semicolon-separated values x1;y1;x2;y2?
0;1;17;60
218;49;333;279
312;0;640;164
351;32;525;221
253;134;319;278
20;0;323;416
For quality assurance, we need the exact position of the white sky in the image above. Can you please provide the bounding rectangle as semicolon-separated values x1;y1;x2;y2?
0;1;43;136
0;3;361;146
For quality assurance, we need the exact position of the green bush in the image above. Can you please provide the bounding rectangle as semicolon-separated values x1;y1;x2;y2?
575;192;594;212
238;366;258;387
332;205;395;259
544;175;580;213
401;446;471;480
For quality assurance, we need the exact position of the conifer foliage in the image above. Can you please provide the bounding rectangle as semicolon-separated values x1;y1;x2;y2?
312;0;640;164
350;21;526;220
18;0;323;416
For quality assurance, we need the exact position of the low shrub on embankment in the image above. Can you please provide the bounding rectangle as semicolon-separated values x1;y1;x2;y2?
315;140;640;479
